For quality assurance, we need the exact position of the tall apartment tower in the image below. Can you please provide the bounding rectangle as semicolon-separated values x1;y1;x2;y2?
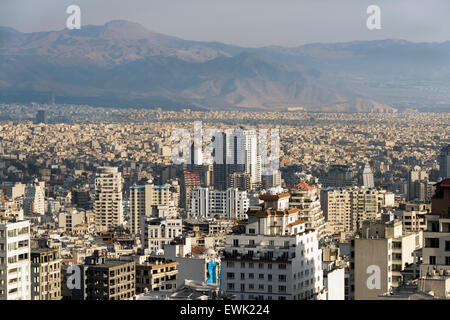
23;180;45;215
93;167;123;232
31;248;62;300
36;110;47;124
350;213;422;300
180;170;200;211
289;180;326;240
362;164;375;188
129;183;171;234
407;166;429;202
438;145;450;179
221;192;324;300
0;220;31;300
213;129;261;190
244;129;262;186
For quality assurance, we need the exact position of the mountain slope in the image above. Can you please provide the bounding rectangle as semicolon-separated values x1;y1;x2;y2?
0;20;449;110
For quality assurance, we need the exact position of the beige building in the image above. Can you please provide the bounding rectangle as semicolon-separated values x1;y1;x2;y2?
351;214;422;300
93;167;123;231
31;248;62;300
129;183;171;234
58;210;85;233
399;202;430;232
321;187;394;233
289;180;326;239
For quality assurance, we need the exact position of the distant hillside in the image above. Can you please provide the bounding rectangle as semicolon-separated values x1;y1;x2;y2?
0;20;449;111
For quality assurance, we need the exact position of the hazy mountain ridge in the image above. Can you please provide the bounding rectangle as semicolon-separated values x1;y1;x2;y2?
1;20;449;111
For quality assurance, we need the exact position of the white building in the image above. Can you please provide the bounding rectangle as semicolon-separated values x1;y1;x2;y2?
362;164;375;188
93;167;123;231
221;193;324;300
23;181;45;215
140;216;183;253
188;187;249;220
0;220;31;300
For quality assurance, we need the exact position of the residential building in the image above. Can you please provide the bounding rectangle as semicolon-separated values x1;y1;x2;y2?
0;220;31;300
93;167;123;231
289;180;326;239
31;248;61;300
188;187;249;220
350;213;423;300
135;256;178;293
221;192;324;300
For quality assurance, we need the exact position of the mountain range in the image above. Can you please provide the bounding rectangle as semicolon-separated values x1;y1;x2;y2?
1;20;449;111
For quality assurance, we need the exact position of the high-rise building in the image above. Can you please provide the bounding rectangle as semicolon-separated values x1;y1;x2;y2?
23;181;45;215
362;164;375;188
350;213;422;300
0;220;31;300
407;166;429;202
289;180;326;240
321;187;395;234
438;145;450;179
129;183;171;234
36;110;47;124
221;192;324;300
213;129;261;190
180;170;200;211
93;167;123;231
31;248;62;300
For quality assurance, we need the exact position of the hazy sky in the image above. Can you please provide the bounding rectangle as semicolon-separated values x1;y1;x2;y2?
1;0;450;47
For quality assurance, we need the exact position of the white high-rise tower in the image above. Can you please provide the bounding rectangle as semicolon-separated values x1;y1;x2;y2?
362;164;375;188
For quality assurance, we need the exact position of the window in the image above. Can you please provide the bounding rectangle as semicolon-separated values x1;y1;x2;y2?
278;275;287;282
446;257;450;266
249;228;255;234
233;239;239;247
430;256;436;265
426;238;440;248
445;241;450;252
278;264;286;270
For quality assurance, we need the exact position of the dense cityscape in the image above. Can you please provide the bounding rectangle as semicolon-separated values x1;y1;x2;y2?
0;104;449;300
2;1;450;311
